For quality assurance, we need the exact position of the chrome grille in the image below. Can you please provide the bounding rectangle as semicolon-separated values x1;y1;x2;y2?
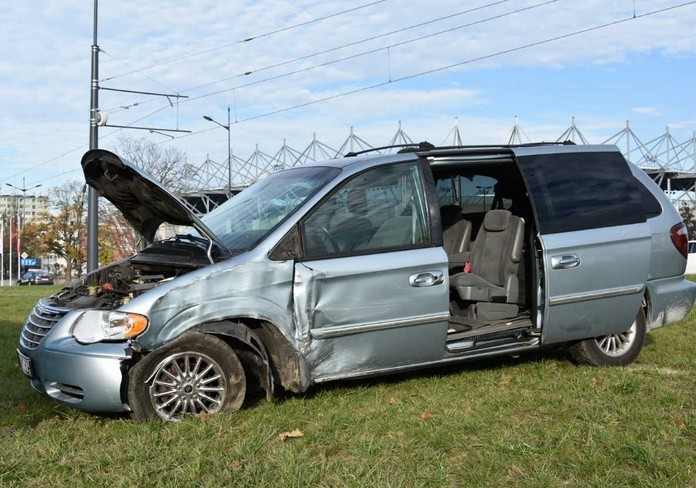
20;300;67;349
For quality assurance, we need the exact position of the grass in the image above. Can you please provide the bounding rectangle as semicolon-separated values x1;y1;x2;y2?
1;284;695;487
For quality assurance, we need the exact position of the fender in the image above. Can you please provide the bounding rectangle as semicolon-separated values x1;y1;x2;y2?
195;321;275;399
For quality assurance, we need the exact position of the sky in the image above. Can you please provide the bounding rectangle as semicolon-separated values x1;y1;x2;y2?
1;0;695;194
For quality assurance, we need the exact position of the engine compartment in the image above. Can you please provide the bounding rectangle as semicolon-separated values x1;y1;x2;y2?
49;239;212;310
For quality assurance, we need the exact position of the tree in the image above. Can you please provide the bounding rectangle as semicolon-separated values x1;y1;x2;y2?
41;181;87;279
679;205;696;240
99;135;193;258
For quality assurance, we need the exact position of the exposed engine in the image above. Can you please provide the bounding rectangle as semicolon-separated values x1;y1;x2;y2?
49;237;214;309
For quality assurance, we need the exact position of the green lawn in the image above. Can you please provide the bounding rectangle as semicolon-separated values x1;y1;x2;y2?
1;285;695;487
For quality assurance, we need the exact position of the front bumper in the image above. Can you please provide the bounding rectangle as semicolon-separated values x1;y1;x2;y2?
646;276;696;330
18;309;132;413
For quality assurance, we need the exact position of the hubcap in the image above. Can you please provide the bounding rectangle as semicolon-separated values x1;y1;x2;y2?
148;352;227;421
594;319;637;357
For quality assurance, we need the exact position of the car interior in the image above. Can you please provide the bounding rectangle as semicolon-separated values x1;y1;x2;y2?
428;158;538;347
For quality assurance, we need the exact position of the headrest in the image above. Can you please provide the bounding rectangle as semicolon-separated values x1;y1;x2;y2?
347;188;368;216
440;204;462;225
483;209;511;232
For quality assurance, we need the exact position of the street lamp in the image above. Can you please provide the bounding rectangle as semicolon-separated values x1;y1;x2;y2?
203;106;232;195
6;177;42;283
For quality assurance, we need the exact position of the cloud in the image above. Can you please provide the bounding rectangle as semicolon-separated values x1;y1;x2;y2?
632;107;663;116
1;0;696;188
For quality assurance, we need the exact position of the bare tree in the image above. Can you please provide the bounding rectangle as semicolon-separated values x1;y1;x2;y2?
112;134;194;192
100;135;193;258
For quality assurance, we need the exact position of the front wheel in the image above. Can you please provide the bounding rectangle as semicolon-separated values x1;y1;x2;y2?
567;308;647;367
128;332;246;422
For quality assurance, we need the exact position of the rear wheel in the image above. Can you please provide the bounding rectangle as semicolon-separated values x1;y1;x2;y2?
128;332;246;422
567;308;646;367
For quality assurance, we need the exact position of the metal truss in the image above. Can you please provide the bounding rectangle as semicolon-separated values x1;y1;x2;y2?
178;117;696;215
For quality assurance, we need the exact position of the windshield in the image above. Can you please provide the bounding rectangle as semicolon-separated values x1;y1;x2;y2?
200;166;340;252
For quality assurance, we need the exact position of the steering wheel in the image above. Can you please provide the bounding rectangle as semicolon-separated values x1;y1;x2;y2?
318;226;340;253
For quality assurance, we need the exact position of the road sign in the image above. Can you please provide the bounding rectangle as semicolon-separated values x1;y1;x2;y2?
20;258;37;267
21;252;28;259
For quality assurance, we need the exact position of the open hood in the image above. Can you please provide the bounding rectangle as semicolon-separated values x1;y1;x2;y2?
81;149;226;249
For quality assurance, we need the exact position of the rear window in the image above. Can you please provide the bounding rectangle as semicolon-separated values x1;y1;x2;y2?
636;178;663;219
517;151;646;234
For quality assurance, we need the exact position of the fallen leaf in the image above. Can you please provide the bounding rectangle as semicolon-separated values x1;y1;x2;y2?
279;429;304;442
675;417;686;430
230;459;246;470
16;402;26;411
419;411;434;421
589;377;598;387
507;467;522;478
389;396;399;405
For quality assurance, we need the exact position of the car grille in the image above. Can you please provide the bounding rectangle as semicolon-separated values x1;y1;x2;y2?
20;300;68;349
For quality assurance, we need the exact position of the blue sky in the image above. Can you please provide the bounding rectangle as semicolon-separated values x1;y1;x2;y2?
1;0;695;192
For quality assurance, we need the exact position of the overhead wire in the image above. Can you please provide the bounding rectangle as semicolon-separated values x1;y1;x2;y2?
105;0;515;115
149;1;696;145
7;1;694;185
181;0;561;104
100;0;388;83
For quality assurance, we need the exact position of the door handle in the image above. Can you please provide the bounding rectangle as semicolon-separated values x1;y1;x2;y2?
551;255;580;269
409;271;444;287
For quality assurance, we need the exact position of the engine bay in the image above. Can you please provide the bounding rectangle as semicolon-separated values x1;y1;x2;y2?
49;238;213;310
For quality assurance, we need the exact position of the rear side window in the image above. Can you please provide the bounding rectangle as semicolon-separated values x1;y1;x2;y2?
637;178;663;219
517;151;646;234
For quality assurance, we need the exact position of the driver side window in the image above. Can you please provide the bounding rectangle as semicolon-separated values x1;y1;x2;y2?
303;162;430;259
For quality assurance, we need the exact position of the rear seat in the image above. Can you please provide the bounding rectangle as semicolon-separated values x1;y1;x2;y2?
440;204;471;267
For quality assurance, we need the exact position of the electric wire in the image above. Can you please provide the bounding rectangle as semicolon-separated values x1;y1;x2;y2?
6;1;693;185
180;0;561;104
100;48;179;95
150;1;696;145
104;0;515;115
100;0;388;83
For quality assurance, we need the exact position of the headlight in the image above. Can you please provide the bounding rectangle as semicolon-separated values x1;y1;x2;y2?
73;310;149;344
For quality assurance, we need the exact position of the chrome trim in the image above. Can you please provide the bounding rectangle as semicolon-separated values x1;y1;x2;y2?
549;284;644;306
310;312;450;340
21;331;40;346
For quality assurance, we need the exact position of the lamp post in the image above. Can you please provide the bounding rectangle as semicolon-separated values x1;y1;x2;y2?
6;177;42;281
203;106;232;195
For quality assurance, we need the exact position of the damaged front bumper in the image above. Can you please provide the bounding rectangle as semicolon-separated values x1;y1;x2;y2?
18;309;132;413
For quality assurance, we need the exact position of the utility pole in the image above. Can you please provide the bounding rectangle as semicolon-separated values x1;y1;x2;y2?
87;0;99;273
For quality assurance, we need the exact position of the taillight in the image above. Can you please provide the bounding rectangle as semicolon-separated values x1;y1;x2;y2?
670;222;688;259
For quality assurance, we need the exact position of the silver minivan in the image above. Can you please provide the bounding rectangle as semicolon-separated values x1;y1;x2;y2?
17;143;696;421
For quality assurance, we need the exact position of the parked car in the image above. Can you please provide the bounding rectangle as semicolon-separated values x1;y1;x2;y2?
17;271;54;286
17;145;696;421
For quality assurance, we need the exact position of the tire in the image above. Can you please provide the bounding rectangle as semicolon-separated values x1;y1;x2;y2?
567;308;647;367
128;332;246;422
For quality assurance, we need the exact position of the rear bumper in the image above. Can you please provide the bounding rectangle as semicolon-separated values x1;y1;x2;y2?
646;276;696;330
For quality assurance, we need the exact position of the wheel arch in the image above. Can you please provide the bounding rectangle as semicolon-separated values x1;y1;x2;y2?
195;318;311;396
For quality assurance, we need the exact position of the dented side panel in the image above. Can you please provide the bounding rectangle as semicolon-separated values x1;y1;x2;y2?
124;257;297;351
293;247;450;380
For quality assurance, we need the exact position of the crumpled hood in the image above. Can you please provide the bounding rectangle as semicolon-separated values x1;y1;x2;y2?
81;149;222;246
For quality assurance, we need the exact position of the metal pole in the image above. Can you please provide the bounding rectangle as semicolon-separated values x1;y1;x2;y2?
16;214;20;281
87;0;99;272
8;211;12;286
0;220;4;287
227;106;232;194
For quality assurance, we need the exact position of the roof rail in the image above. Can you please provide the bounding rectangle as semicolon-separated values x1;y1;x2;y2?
344;141;435;157
344;140;576;157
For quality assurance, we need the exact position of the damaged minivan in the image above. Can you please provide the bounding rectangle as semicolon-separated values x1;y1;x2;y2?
17;143;696;421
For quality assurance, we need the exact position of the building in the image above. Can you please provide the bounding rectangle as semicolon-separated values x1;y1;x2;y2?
0;194;50;223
